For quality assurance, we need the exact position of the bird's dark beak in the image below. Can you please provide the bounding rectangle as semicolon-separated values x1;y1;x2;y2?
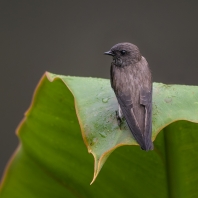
104;50;115;56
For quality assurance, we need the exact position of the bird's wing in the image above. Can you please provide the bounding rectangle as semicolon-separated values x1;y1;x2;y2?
140;88;153;150
115;92;146;148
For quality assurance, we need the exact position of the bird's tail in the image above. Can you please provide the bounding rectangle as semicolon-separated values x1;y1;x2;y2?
140;140;154;151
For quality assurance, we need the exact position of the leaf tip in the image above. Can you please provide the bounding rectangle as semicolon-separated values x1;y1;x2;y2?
45;71;54;82
89;152;99;185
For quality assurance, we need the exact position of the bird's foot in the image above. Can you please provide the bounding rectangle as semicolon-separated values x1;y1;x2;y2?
116;110;122;129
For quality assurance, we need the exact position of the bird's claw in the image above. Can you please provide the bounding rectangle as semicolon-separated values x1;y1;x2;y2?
116;110;122;129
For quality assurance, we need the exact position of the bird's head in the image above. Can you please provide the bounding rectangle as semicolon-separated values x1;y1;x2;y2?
104;42;141;67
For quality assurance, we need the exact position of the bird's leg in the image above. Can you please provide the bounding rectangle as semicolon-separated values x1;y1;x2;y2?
115;110;122;128
116;106;124;129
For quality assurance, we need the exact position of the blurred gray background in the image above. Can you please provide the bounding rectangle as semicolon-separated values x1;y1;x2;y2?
0;1;198;179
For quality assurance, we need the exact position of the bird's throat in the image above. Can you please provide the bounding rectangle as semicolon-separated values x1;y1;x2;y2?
113;57;122;67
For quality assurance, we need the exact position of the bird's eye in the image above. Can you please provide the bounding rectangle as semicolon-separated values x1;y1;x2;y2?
120;50;126;55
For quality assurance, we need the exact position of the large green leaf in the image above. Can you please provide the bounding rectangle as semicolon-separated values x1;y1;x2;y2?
0;72;198;198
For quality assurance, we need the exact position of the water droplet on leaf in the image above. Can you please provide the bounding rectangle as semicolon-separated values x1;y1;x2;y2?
99;132;107;138
102;98;109;103
164;97;172;103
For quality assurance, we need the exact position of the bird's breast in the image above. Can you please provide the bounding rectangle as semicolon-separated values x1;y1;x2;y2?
112;58;151;92
112;64;142;95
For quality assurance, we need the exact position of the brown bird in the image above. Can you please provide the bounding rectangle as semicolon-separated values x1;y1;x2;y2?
104;42;153;150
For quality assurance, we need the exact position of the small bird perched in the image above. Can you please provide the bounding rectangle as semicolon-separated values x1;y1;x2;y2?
104;42;153;151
